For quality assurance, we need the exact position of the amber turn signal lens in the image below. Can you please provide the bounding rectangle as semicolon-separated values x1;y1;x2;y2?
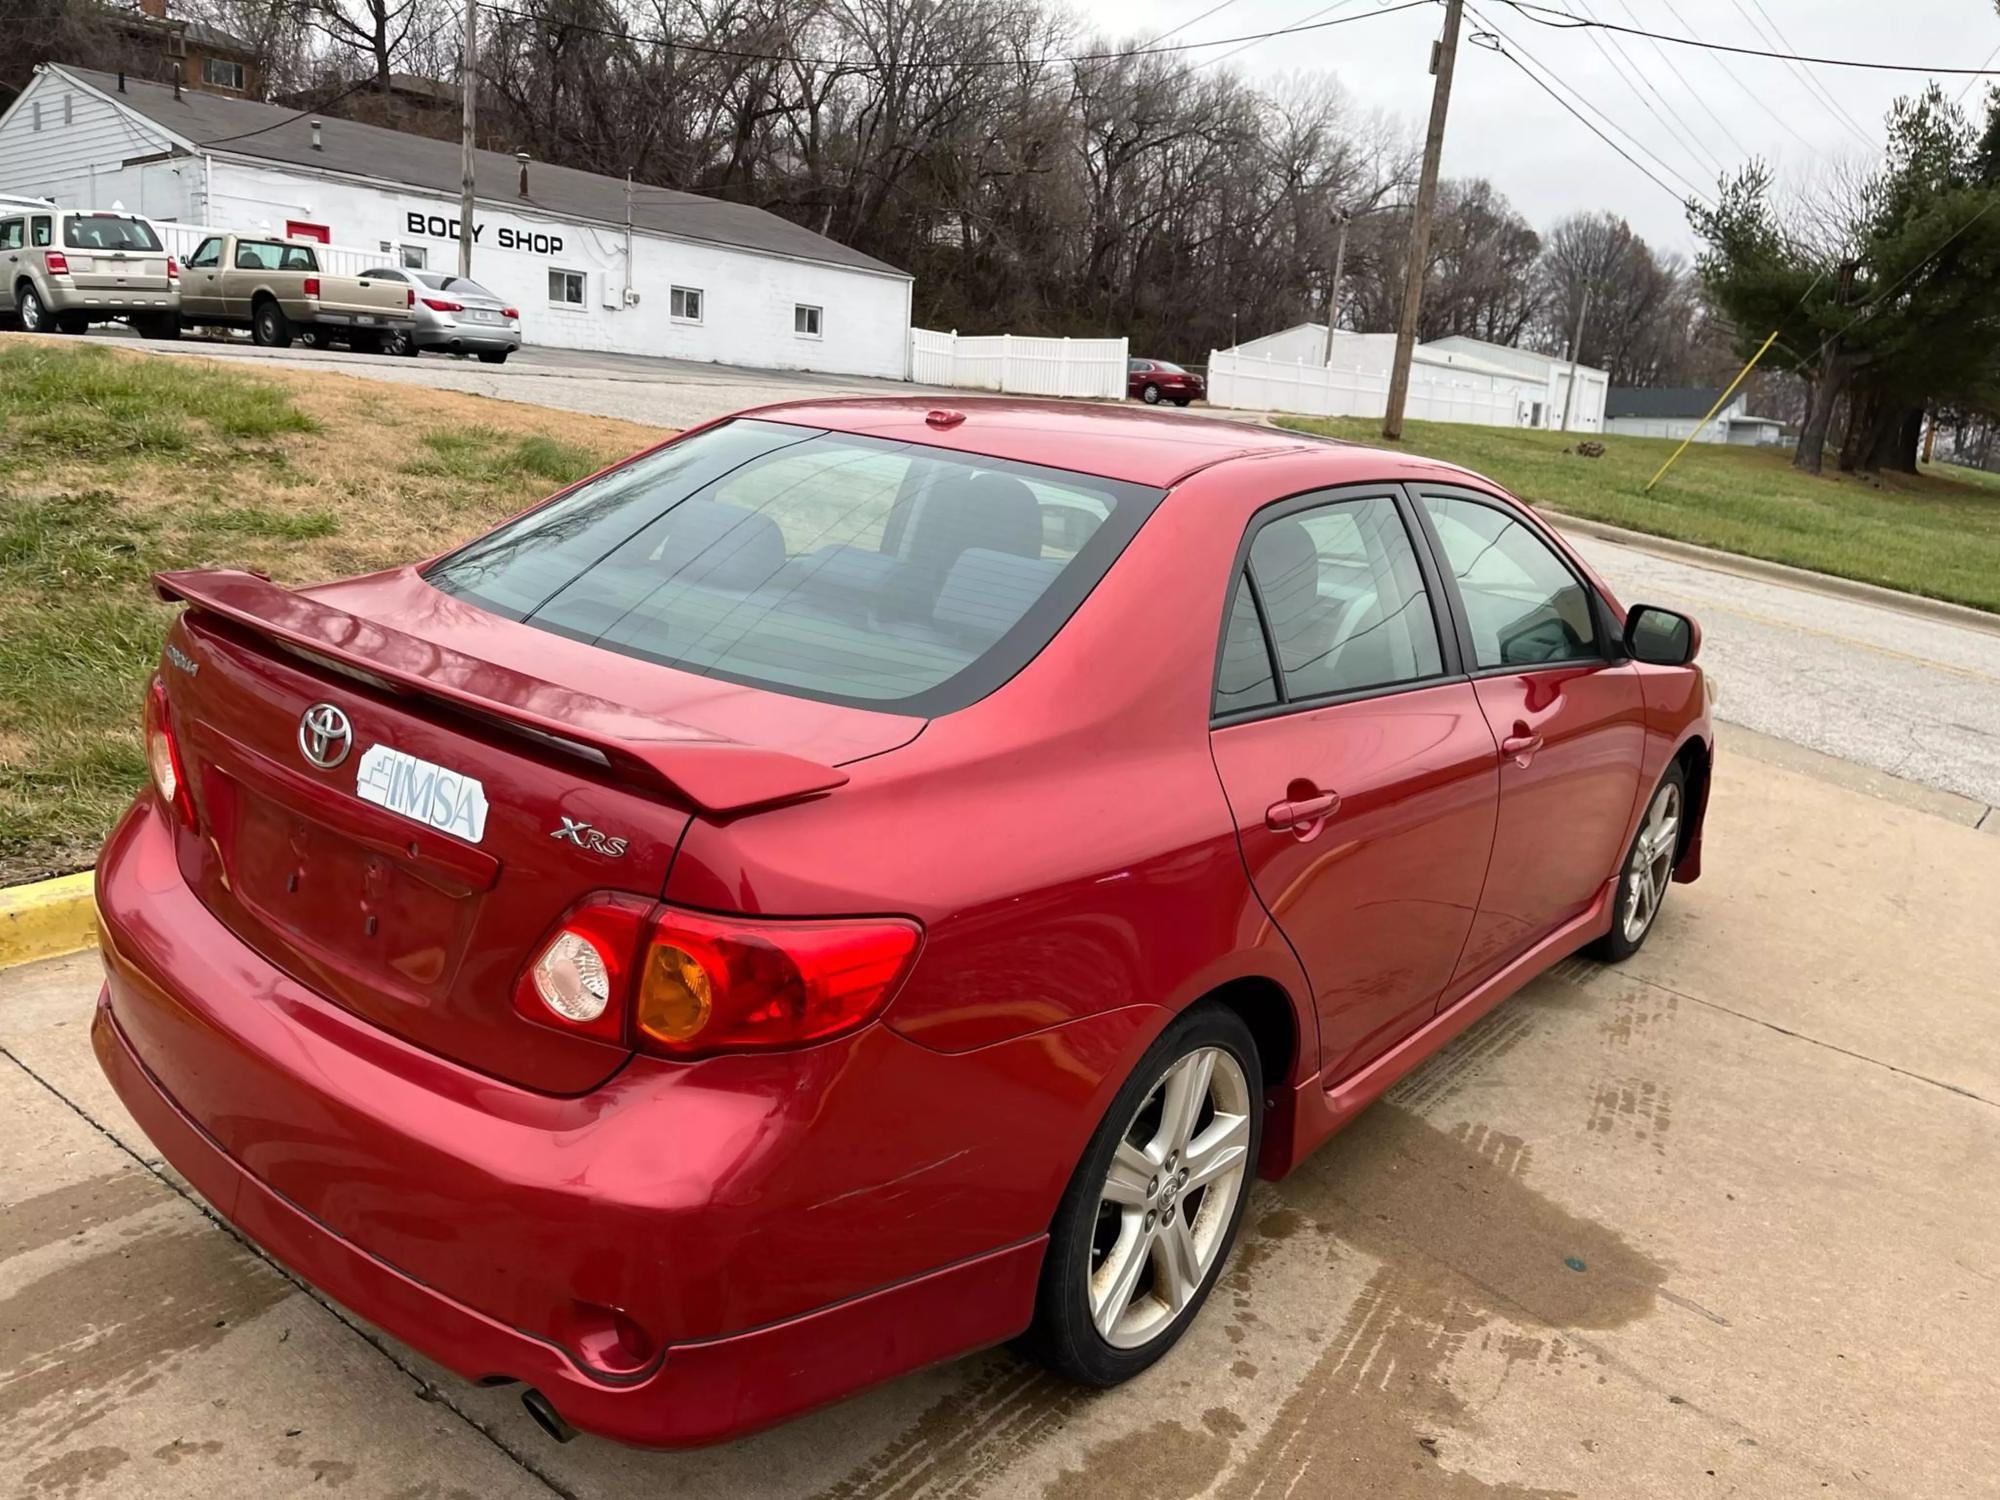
637;943;714;1044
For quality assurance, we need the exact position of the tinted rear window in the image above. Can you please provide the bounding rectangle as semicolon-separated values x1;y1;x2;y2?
426;421;1164;713
64;215;161;251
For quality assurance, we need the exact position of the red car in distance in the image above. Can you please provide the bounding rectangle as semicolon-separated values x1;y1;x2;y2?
1128;357;1206;405
95;399;1711;1448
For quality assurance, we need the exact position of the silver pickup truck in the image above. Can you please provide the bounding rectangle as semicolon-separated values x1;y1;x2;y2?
178;233;414;349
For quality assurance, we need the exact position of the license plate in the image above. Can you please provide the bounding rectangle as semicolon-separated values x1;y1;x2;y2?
355;744;489;843
355;314;376;325
464;309;498;323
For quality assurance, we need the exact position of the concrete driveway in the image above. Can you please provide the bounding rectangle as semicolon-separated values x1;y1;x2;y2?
4;728;1996;1498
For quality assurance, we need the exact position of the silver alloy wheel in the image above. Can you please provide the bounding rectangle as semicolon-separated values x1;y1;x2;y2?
1089;1045;1252;1349
18;287;44;332
1621;780;1682;943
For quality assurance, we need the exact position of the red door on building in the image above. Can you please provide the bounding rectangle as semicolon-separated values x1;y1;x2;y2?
285;220;330;244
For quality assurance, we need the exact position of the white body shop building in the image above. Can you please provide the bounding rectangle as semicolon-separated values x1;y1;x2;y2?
0;64;914;378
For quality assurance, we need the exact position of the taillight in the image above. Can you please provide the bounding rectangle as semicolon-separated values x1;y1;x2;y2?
421;297;462;312
143;675;195;827
302;276;320;297
501;306;519;320
407;288;416;307
514;899;923;1058
46;251;69;276
167;256;179;281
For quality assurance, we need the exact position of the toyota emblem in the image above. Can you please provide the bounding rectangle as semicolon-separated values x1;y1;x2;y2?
298;703;353;770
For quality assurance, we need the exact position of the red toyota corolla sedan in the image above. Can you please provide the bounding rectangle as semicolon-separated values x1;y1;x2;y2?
94;399;1710;1448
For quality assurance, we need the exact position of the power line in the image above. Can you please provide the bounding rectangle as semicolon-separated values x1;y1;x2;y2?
475;0;1434;72
1144;0;1251;49
1654;0;1819;157
199;73;383;147
1726;0;1873;149
1191;0;1365;74
1493;0;2000;76
1584;0;1730;179
1957;39;2000;106
1467;9;1710;208
1549;0;1725;186
1627;0;1757;162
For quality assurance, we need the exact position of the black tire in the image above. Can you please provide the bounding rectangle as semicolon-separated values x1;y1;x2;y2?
1588;761;1688;964
136;315;181;341
252;299;293;348
348;331;383;355
54;313;88;335
1172;397;1191;407
1023;1003;1262;1387
1140;382;1162;405
16;284;49;333
381;326;418;357
476;350;509;364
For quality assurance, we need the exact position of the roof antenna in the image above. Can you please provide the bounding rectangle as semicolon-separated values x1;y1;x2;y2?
516;151;530;197
310;118;323;150
172;63;182;101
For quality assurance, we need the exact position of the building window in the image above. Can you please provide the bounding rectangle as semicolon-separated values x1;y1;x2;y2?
794;303;822;338
203;57;247;91
399;244;428;270
549;268;586;306
670;286;703;323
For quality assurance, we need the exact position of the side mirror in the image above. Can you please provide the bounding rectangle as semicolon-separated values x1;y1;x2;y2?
1623;604;1699;666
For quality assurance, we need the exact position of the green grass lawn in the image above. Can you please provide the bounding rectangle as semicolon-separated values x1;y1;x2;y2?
0;338;665;883
1270;415;2000;615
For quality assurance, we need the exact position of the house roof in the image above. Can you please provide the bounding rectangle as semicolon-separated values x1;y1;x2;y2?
51;64;908;279
1606;386;1737;419
107;9;258;57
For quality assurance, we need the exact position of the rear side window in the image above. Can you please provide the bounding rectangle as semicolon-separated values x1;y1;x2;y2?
64;214;162;251
1215;573;1279;715
1420;493;1598;668
1243;495;1443;703
0;220;21;252
426;421;1164;713
235;241;316;271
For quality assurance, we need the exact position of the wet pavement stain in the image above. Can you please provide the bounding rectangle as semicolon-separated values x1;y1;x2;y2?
1585;1077;1675;1156
16;1443;129;1497
1216;1103;1668;1497
813;1353;1088;1500
0;1222;290;1463
0;1170;165;1260
1040;1417;1233;1500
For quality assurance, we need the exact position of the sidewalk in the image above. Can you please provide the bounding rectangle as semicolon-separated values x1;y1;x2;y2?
4;740;1998;1496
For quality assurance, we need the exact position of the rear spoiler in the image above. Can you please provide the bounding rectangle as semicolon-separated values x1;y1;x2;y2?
155;569;849;815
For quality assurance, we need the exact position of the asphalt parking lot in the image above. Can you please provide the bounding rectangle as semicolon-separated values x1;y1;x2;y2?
5;726;1997;1498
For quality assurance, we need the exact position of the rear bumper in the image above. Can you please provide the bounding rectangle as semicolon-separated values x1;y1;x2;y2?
45;287;179;316
415;326;521;353
90;796;1154;1444
94;999;1039;1446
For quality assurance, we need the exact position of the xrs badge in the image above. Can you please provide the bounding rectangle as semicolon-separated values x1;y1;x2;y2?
551;817;629;858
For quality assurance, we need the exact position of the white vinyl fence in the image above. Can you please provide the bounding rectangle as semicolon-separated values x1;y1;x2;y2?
156;222;381;280
911;328;1128;399
1206;349;1530;428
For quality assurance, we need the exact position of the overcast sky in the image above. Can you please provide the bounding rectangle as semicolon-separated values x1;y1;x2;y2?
1063;0;2000;257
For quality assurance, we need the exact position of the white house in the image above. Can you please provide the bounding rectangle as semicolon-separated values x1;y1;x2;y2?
1205;324;1607;431
1605;387;1785;446
0;64;914;378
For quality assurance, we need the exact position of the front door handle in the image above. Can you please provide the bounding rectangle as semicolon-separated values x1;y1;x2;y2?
1501;729;1545;766
1265;790;1340;833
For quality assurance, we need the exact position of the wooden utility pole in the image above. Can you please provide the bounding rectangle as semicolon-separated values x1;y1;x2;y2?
1322;211;1351;365
1382;0;1465;440
1559;284;1590;431
458;0;478;279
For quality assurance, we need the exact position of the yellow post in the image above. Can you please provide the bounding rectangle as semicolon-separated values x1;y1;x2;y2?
1643;329;1782;493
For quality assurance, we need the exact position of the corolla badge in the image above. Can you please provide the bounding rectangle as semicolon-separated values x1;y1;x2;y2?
298;703;354;770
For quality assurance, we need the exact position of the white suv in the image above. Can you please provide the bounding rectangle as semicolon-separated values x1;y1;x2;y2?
2;206;180;338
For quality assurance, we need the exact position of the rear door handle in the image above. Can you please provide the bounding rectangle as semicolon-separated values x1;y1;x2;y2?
1265;790;1340;832
1501;731;1545;766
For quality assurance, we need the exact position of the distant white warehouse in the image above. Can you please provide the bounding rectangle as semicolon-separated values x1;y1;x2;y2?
1206;324;1608;433
0;64;914;377
1605;386;1785;446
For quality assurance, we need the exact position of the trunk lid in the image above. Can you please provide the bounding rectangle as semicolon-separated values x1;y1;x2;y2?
154;568;917;1094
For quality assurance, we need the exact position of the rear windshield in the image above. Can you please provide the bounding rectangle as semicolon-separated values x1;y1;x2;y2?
425;421;1164;713
64;215;162;252
416;272;495;297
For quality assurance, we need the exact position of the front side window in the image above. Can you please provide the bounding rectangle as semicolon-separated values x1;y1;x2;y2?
671;285;702;322
550;268;585;305
426;421;1164;712
794;303;821;337
0;220;21;252
1421;492;1598;668
64;214;163;252
234;240;313;270
187;236;221;268
1243;494;1443;703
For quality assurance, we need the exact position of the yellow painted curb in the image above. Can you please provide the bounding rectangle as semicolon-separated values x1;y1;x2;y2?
0;871;98;969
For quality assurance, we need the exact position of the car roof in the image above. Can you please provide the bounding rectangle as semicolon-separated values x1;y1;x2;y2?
730;396;1502;491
